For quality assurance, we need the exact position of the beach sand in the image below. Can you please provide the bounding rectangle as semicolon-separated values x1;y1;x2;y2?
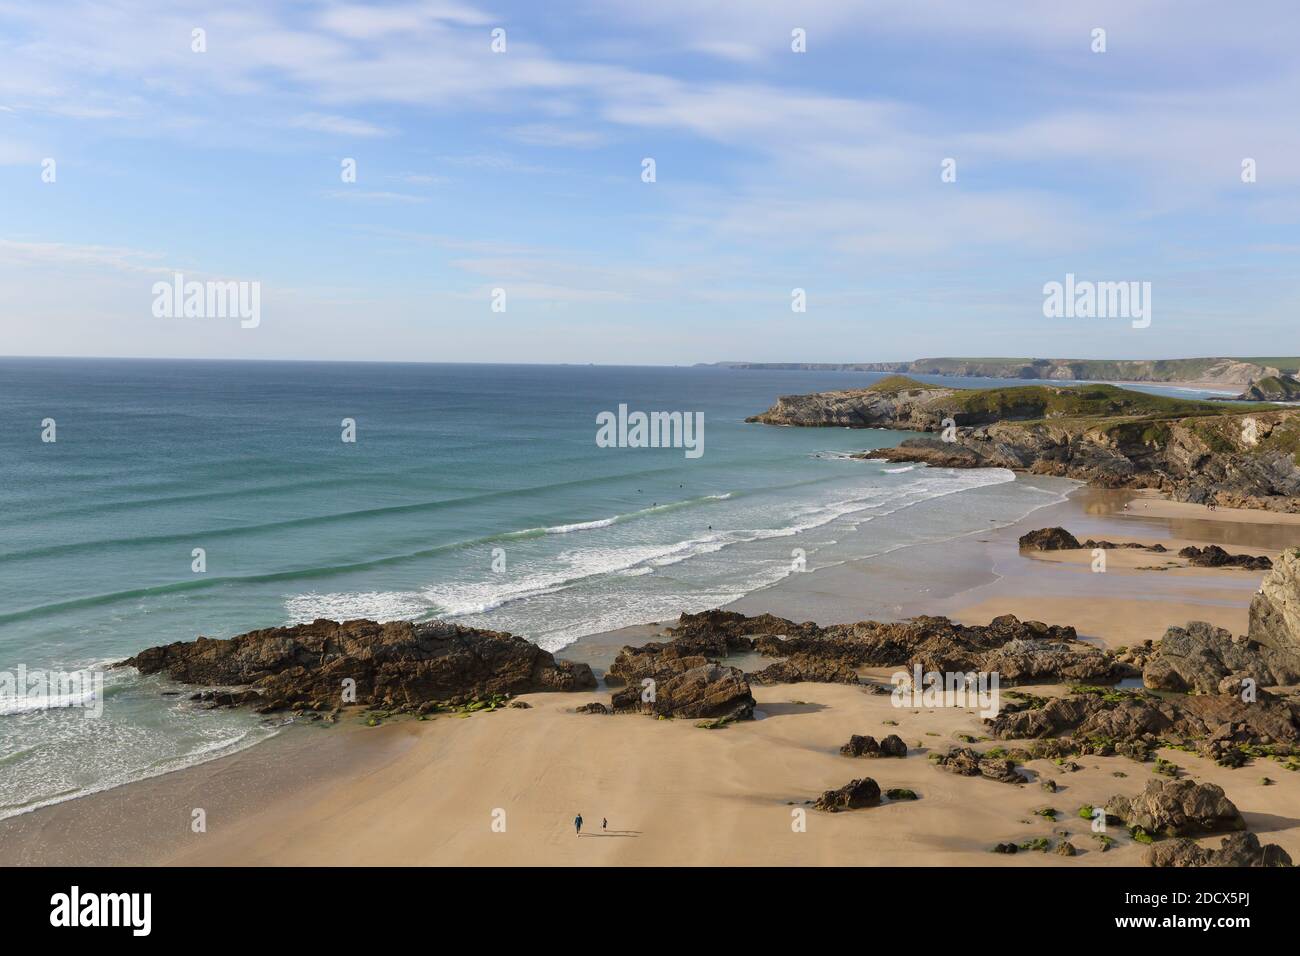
5;483;1300;866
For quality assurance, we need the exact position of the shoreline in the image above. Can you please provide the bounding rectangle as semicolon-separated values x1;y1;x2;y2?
4;480;1298;865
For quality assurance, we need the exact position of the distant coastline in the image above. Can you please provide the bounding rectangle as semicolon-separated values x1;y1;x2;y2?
703;357;1300;389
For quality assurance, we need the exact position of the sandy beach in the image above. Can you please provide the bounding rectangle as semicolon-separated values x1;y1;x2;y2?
5;481;1299;866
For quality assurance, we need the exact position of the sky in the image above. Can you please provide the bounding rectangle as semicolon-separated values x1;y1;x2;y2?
1;0;1297;364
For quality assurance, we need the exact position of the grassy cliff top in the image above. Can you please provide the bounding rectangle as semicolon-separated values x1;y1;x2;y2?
865;375;936;394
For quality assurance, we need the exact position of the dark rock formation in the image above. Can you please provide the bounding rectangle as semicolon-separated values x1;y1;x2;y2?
879;733;908;757
118;617;595;713
1146;831;1292;867
840;733;906;758
1106;778;1245;837
749;654;860;685
1178;545;1271;570
1019;527;1081;551
840;734;880;757
813;777;882;811
989;686;1300;766
931;746;1024;783
1019;528;1173;554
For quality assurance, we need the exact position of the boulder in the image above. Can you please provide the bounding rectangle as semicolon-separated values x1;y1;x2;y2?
840;734;880;757
117;617;596;712
879;734;909;757
813;777;881;812
1106;778;1245;837
641;662;755;721
1142;621;1300;693
1018;527;1081;551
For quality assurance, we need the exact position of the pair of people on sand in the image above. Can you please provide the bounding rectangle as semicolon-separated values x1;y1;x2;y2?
574;814;607;835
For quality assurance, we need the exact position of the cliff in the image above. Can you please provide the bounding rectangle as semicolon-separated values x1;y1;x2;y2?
712;357;1300;386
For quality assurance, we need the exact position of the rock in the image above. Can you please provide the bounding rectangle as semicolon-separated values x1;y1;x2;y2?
931;746;1023;784
813;777;881;812
992;842;1018;854
749;653;860;685
885;788;919;800
1041;779;1057;792
1177;544;1271;570
840;734;880;757
1142;621;1300;693
117;618;596;712
1019;527;1081;551
576;702;609;715
1249;548;1300;662
508;699;531;709
1106;778;1245;837
671;610;1109;686
1146;832;1293;867
879;734;908;757
1056;841;1077;857
641;662;755;721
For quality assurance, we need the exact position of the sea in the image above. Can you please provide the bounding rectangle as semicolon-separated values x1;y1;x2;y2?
0;357;1222;818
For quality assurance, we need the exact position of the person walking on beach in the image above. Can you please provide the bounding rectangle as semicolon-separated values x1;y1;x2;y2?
602;817;607;831
574;813;583;836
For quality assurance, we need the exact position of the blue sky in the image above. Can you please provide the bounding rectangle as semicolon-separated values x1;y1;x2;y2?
1;0;1297;363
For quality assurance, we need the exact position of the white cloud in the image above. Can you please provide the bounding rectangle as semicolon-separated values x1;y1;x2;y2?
289;112;391;136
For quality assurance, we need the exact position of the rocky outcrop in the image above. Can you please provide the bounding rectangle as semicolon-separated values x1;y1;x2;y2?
1249;549;1300;661
1106;778;1245;837
1018;527;1080;551
1142;621;1300;693
860;409;1300;512
1019;528;1176;554
930;746;1024;783
1146;832;1293;867
750;376;1300;511
1178;545;1271;570
840;733;907;758
813;777;881;811
661;610;1120;686
989;686;1300;763
609;659;755;721
745;377;952;429
749;653;860;685
118;617;595;713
